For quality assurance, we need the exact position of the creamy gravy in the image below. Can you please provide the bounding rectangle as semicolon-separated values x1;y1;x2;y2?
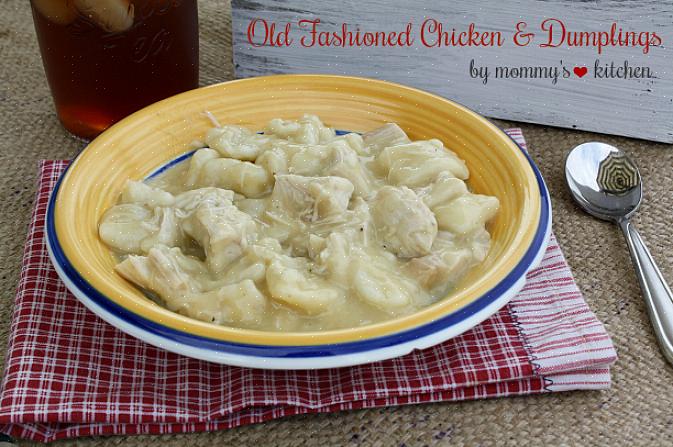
100;115;499;331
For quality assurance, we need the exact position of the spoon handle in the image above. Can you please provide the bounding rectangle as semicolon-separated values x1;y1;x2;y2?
620;220;673;365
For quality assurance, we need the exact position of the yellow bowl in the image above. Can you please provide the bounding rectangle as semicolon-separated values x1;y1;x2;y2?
47;75;551;369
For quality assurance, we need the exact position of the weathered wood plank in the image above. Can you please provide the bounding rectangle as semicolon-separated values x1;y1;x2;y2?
232;0;673;143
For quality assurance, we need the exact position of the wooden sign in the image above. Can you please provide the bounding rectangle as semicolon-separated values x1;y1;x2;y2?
231;0;673;143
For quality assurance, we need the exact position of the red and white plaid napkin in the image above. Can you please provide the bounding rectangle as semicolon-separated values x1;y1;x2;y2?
0;130;617;442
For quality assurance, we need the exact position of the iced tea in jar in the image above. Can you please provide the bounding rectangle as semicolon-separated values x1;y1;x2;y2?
30;0;199;139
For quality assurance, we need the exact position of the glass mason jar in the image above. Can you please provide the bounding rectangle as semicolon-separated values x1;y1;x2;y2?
30;0;199;139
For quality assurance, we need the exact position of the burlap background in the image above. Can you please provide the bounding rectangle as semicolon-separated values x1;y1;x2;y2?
1;1;673;445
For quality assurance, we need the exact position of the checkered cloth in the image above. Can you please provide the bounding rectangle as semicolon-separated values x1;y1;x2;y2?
0;130;617;442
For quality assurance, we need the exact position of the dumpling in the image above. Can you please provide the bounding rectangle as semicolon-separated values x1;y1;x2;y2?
351;256;413;310
183;147;272;197
370;186;437;258
197;158;271;198
265;140;305;161
389;159;461;188
205;125;274;161
99;204;182;254
288;144;330;176
99;204;154;253
376;140;469;187
270;174;354;222
266;114;335;145
205;125;251;155
255;147;289;177
208;238;284;287
418;173;468;209
174;187;235;213
248;237;285;261
213;255;267;286
324;140;373;197
433;194;500;235
121;180;175;208
362;123;411;154
183;280;268;325
311;232;416;311
185;149;219;188
330;132;367;156
266;257;341;315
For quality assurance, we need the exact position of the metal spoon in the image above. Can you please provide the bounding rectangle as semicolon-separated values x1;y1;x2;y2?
565;142;673;365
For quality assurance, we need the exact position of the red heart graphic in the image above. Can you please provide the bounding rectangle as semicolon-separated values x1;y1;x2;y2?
573;66;588;78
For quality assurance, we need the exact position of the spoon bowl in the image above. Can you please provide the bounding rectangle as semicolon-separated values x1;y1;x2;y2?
565;142;642;222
